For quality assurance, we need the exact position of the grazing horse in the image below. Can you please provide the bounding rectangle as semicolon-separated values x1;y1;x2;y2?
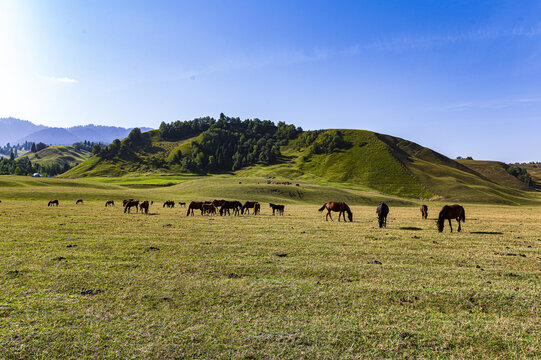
76;199;84;204
123;199;134;207
437;204;465;233
124;200;139;213
178;202;186;207
212;199;226;208
186;201;205;216
376;202;389;228
420;205;428;219
269;203;285;216
105;200;115;207
48;200;59;207
253;202;260;215
139;200;150;214
219;201;242;216
202;203;216;215
241;201;258;215
318;202;353;222
163;200;175;208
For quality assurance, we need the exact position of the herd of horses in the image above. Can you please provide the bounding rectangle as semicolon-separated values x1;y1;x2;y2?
318;201;465;233
43;198;465;232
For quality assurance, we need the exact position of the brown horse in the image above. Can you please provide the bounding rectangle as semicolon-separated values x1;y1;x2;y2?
212;199;226;208
186;201;205;216
139;200;150;214
124;200;139;213
178;202;186;207
437;204;465;232
318;202;353;222
202;203;216;215
105;200;115;207
48;200;59;207
123;199;134;207
420;205;428;219
76;199;84;204
253;202;260;215
376;202;389;228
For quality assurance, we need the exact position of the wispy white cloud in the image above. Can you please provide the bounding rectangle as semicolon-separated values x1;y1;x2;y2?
427;97;541;112
54;77;78;83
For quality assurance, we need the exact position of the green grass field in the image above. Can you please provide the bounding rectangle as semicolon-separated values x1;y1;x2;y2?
0;176;540;359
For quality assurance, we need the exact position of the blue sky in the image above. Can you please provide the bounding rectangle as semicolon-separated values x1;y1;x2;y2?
1;0;540;162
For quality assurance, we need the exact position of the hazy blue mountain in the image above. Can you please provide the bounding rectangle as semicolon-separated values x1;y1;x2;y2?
0;117;47;145
0;117;153;146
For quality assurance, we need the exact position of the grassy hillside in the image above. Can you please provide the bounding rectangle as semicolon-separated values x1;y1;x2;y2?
61;124;539;204
21;146;92;167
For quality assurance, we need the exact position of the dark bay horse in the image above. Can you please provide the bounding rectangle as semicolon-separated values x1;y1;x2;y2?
241;201;258;215
318;202;353;222
186;201;205;216
139;200;150;214
48;200;59;207
269;203;285;216
212;199;226;208
376;202;389;228
420;205;428;219
219;201;242;216
76;199;84;204
105;200;115;207
253;202;260;215
124;200;139;213
437;204;465;232
178;202;186;207
202;203;216;215
163;200;175;208
123;199;134;207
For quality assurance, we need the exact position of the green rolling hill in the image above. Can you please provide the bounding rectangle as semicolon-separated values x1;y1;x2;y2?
21;145;92;167
61;117;539;204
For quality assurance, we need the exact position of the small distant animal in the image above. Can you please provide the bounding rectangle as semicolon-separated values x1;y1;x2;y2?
376;202;389;228
186;201;205;216
163;200;175;208
178;202;186;207
437;204;465;232
420;204;428;219
124;200;139;213
139;200;150;214
318;202;353;222
202;203;216;215
253;202;260;215
76;199;84;204
219;201;242;216
48;200;59;207
269;203;285;216
105;200;115;207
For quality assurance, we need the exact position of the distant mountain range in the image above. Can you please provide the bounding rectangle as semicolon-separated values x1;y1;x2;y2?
0;117;152;146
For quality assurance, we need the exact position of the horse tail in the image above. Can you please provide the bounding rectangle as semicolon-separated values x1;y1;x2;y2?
318;204;327;212
461;207;466;222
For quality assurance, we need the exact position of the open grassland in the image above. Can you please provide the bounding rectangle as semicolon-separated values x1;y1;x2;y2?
0;177;540;359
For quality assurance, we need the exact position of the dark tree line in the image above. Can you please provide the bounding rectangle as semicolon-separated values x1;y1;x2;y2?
506;166;535;188
0;157;69;176
92;128;152;160
163;114;301;173
296;130;351;155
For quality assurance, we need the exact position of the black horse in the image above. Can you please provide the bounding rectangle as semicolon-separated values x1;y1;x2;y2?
376;202;389;228
269;203;285;216
220;201;242;216
163;200;175;208
437;204;465;232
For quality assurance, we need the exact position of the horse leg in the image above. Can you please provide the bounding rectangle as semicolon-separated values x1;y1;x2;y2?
448;219;453;232
457;219;461;232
